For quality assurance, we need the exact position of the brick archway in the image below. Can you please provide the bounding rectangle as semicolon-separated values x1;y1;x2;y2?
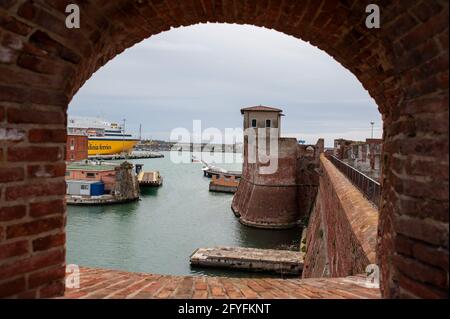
0;1;448;298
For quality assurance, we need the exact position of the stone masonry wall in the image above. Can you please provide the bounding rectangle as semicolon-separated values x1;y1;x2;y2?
113;162;140;201
232;138;322;229
303;155;378;278
296;139;324;221
232;138;301;228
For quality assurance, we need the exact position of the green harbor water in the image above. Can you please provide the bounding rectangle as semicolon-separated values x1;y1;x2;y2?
67;152;301;277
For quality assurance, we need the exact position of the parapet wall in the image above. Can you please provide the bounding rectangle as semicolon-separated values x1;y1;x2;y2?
302;155;378;278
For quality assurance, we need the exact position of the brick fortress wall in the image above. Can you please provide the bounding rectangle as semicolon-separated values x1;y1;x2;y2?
232;138;323;229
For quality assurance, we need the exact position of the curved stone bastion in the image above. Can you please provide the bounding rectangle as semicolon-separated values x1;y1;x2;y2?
232;138;323;229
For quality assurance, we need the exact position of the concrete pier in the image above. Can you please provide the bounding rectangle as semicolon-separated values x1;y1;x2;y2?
190;247;303;275
89;151;164;161
203;167;242;178
209;183;238;193
209;174;240;194
66;195;139;206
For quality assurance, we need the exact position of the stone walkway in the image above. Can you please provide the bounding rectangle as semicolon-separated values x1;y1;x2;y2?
63;267;381;299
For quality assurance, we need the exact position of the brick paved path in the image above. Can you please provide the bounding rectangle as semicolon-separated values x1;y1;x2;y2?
63;267;381;299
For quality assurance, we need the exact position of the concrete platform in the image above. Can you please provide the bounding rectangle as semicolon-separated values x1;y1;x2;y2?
88;152;164;161
66;195;139;206
190;247;303;275
63;267;381;299
203;168;242;178
209;184;238;193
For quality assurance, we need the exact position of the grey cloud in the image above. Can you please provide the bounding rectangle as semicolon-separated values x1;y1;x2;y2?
69;23;382;147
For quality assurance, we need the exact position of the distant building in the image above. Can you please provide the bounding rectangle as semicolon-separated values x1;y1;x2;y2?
333;138;383;181
67;134;88;162
66;180;105;196
240;105;284;133
65;163;117;193
333;138;355;159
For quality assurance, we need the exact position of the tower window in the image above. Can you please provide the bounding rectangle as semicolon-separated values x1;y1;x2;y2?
251;119;257;128
266;120;271;128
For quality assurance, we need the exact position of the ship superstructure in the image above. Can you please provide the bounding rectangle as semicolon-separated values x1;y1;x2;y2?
68;116;140;156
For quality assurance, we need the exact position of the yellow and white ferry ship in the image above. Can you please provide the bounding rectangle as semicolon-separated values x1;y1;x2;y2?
68;116;140;156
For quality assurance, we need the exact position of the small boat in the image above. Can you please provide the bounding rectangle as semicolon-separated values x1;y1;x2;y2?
192;155;202;163
137;171;163;187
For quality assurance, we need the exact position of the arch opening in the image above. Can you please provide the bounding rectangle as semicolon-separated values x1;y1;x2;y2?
66;22;383;278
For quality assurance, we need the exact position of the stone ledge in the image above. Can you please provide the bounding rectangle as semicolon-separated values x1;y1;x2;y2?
62;267;381;299
190;247;303;275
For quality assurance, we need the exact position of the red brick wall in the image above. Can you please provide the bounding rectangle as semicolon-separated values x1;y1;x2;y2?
232;138;304;228
66;135;88;162
0;0;448;298
232;137;322;228
302;155;378;278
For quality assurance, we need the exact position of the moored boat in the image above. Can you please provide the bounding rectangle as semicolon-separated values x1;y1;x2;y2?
192;155;202;163
68;116;140;156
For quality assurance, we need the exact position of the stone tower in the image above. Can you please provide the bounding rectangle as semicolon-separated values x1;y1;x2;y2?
232;106;297;228
232;106;323;229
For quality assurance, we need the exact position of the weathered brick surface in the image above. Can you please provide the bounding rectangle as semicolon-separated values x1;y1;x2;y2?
27;163;66;179
0;205;26;222
32;233;65;252
63;267;381;299
302;155;378;278
0;166;24;182
6;216;64;239
0;239;28;259
232;138;323;228
0;0;448;299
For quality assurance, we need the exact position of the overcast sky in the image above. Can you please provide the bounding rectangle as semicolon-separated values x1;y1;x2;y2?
68;23;382;147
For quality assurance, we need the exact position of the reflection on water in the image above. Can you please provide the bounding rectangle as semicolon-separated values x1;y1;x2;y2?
67;152;300;277
140;187;160;197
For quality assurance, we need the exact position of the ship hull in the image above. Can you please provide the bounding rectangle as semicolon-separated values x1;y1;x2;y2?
88;138;139;156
